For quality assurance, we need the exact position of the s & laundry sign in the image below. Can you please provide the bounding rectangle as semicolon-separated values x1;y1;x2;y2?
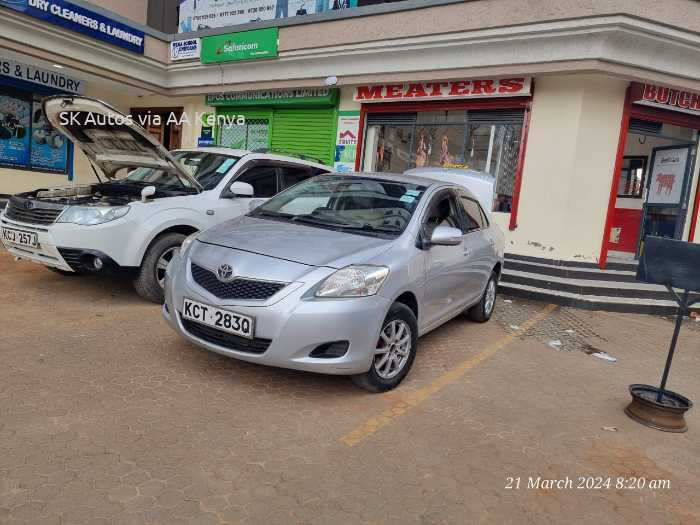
0;58;83;93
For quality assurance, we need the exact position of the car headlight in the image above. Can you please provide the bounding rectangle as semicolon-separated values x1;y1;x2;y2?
57;206;130;225
315;265;390;298
179;232;199;254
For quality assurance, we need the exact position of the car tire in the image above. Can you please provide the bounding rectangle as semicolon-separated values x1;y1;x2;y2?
133;232;185;303
351;302;418;393
47;266;83;276
468;271;498;323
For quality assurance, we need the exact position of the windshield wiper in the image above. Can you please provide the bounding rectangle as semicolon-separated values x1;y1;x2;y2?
250;209;295;220
291;214;356;228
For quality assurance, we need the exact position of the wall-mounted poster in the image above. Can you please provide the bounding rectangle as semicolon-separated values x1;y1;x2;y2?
647;147;690;205
30;100;68;173
179;0;358;33
334;111;359;173
0;94;31;168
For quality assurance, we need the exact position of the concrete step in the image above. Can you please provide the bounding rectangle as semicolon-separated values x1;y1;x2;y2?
500;253;699;314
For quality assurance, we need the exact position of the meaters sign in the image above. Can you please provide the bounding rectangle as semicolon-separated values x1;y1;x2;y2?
353;78;531;102
631;82;700;117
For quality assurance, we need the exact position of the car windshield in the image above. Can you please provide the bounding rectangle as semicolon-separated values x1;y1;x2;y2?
125;151;240;190
249;175;428;237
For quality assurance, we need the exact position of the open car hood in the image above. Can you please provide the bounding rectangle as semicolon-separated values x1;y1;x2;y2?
42;95;201;190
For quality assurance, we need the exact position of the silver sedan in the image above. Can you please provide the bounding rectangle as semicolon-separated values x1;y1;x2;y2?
163;173;504;391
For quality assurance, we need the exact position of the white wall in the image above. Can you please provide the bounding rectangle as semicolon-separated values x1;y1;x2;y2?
502;74;628;262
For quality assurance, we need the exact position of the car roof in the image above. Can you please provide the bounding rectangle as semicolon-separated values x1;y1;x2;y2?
173;147;329;169
322;171;490;210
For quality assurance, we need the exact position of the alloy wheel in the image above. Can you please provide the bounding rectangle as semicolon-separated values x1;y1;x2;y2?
156;246;179;289
374;319;412;379
485;278;496;315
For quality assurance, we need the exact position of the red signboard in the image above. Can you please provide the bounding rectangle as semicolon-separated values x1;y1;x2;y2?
353;77;532;102
631;82;700;116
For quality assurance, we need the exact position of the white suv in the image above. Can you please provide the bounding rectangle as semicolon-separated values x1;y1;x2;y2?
0;96;329;302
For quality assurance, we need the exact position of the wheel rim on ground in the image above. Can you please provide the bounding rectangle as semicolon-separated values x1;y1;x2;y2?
156;246;179;289
485;279;496;315
374;319;412;379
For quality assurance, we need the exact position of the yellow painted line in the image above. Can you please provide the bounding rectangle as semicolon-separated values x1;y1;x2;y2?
341;303;558;447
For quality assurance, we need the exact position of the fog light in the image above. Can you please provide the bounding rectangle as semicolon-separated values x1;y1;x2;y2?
310;341;349;359
92;256;103;270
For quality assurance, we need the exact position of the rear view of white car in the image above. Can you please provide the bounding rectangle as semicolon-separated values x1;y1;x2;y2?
0;96;329;302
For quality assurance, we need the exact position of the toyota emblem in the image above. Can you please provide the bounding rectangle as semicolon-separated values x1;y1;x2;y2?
217;264;235;282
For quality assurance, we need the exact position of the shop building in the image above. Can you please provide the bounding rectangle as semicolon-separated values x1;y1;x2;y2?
2;0;700;311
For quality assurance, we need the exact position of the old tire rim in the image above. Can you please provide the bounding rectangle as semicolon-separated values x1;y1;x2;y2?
485;279;496;315
156;246;179;289
374;319;412;380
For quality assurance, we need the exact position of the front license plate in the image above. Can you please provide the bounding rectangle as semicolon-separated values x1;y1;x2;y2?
1;227;38;248
182;298;254;339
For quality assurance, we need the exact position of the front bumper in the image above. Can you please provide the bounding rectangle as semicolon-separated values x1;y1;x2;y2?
163;253;392;375
0;213;136;274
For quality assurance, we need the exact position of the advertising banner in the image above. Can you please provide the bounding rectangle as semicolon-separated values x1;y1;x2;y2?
170;38;201;61
334;111;359;173
30;100;68;172
0;0;145;54
354;78;532;102
0;58;83;93
179;0;358;33
0;94;31;168
201;28;278;63
647;147;690;205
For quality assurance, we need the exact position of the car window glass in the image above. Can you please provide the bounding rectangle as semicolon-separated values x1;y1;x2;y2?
280;166;311;190
125;152;239;191
423;192;462;238
236;165;278;197
460;197;484;231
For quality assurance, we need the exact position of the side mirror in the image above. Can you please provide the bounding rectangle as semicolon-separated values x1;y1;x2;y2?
229;181;254;198
141;185;156;202
430;225;463;246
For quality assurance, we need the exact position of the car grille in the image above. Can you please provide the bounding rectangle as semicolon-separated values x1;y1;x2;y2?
4;197;64;225
181;318;271;354
191;262;287;300
57;248;84;271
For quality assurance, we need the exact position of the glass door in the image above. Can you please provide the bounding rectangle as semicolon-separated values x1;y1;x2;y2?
637;144;696;256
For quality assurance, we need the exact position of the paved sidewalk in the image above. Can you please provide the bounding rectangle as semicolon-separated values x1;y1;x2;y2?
1;251;699;524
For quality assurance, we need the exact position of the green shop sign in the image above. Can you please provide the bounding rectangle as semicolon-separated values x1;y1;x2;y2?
206;88;339;107
201;28;278;63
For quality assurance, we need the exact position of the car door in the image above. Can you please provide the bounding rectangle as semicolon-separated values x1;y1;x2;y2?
215;162;280;220
420;189;471;328
457;191;493;301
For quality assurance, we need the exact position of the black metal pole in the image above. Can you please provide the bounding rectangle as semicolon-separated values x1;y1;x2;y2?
657;289;690;403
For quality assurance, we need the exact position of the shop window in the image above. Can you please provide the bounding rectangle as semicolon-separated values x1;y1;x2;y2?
617;156;647;198
236;165;278;197
0;87;70;174
362;109;523;213
220;118;269;151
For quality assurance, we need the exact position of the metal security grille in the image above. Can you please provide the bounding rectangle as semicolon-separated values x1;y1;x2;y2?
191;263;287;300
219;119;269;150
